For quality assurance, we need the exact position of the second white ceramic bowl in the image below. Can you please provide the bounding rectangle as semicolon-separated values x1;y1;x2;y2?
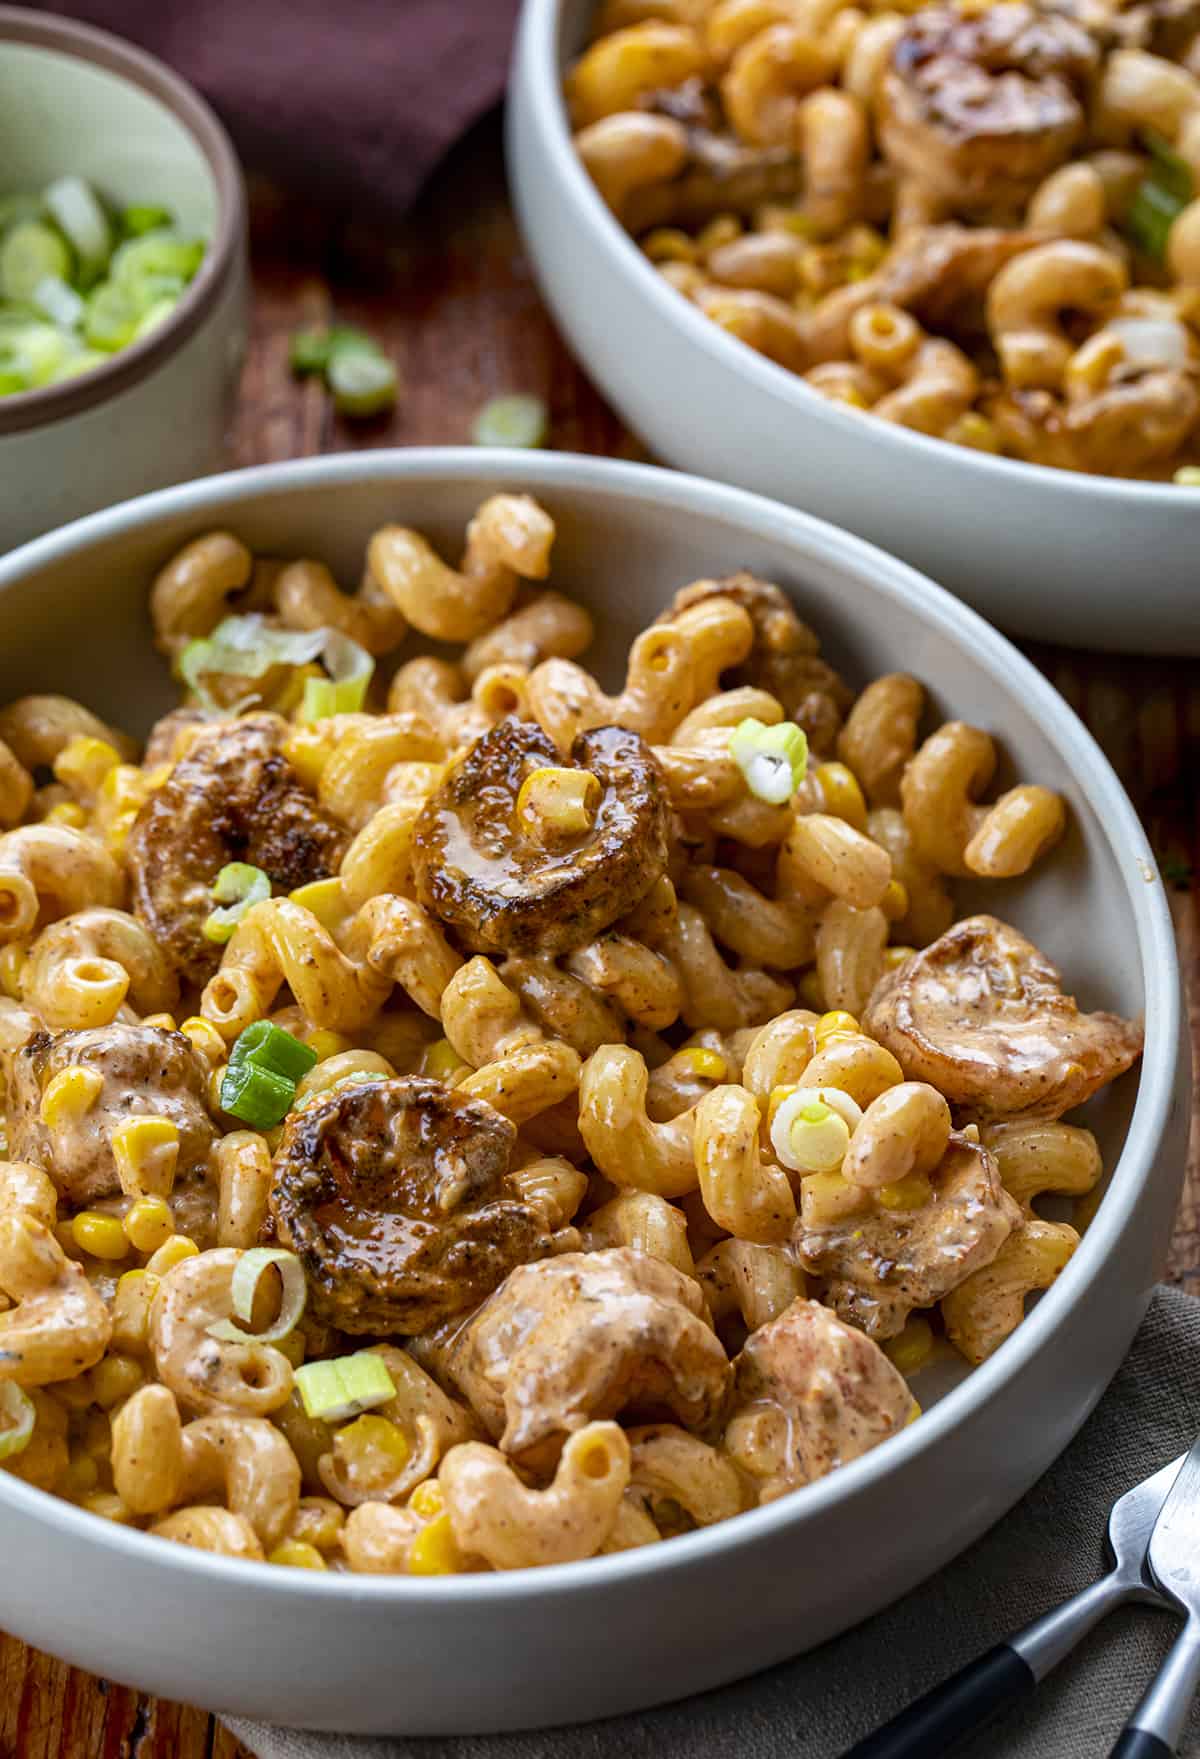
0;451;1185;1733
508;0;1200;655
0;7;247;553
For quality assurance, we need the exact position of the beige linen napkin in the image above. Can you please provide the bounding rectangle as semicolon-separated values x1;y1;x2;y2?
227;1285;1200;1759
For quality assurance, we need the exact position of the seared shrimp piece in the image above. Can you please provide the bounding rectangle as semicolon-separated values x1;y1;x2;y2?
412;718;670;956
270;1077;555;1335
439;1247;731;1466
862;914;1144;1120
7;1024;217;1207
656;572;852;751
126;714;348;985
879;4;1099;214
725;1298;913;1499
794;1132;1023;1338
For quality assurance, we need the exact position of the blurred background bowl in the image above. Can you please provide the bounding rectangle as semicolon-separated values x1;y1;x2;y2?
0;449;1184;1733
0;5;247;553
508;0;1200;655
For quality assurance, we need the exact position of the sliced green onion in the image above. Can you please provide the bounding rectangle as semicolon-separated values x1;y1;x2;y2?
770;1084;861;1173
328;349;398;418
1174;466;1200;485
0;1382;35;1462
44;176;111;276
0;366;27;396
1124;139;1193;262
179;612;328;705
728;717;809;804
289;323;380;377
0;321;72;388
32;274;83;329
208;1247;307;1344
300;631;374;722
229;1019;319;1085
83;282;140;352
110;231;204;296
48;349;108;384
0;221;71;303
121;203;174;238
133;295;181;339
472;393;548;449
203;862;271;944
1144;130;1193;197
0;194;45;235
219;1060;298;1128
294;1352;396;1422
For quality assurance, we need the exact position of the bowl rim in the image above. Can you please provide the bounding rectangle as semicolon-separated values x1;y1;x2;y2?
0;4;244;438
513;0;1200;506
0;447;1179;1604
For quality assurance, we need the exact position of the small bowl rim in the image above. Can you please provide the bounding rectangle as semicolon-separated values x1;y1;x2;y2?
0;447;1179;1605
0;3;244;437
515;0;1200;505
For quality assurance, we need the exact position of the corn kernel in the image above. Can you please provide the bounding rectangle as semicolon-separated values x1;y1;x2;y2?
409;1480;445;1519
335;1414;410;1478
885;1317;934;1376
516;767;601;843
289;878;346;930
407;1511;461;1576
61;1454;99;1499
281;727;330;791
421;1038;467;1082
268;1540;327;1570
104;807;138;858
110;1116;179;1199
72;1211;130;1262
814;762;868;831
798;969;824;1010
82;1409;112;1457
99;763;148;811
53;736;120;796
40;1065;104;1129
307;1029;354;1063
0;943;25;1001
111;1269;159;1354
45;801;87;828
696;213;741;254
815;1010;860;1047
82;1490;135;1524
947;411;1000;453
880;879;909;922
178;1015;227;1067
91;1353;145;1409
144;763;174;790
877;1174;933;1211
884;945;917;971
145;1234;199;1276
123;1196;173;1254
673;1048;726;1081
642;227;696;264
140;1012;177;1033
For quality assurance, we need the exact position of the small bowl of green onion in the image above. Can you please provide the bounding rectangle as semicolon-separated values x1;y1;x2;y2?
0;6;247;551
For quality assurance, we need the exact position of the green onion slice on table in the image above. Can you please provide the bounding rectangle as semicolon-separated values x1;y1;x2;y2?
327;349;398;417
472;392;548;448
294;1353;397;1422
207;1247;307;1345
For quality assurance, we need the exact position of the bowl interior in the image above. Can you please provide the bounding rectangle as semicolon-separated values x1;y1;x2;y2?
0;35;216;231
0;457;1154;1418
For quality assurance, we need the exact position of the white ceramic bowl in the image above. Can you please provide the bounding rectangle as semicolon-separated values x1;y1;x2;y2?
0;7;247;554
508;0;1200;656
0;451;1185;1735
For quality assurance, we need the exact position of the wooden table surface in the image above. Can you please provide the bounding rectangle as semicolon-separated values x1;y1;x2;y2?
1;114;1197;1759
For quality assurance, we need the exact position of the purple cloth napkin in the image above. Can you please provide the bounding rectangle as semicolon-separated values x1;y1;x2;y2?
19;0;521;216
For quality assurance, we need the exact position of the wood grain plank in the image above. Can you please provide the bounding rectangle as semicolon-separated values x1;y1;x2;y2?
0;111;1195;1758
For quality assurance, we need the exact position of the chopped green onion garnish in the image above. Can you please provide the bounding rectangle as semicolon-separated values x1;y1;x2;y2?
770;1085;861;1173
294;1352;396;1422
203;862;271;944
299;631;374;722
219;1060;298;1128
472;392;548;449
289;324;380;376
110;231;204;296
134;295;181;339
1174;466;1200;486
83;282;140;352
179;612;328;705
0;1382;35;1461
208;1247;307;1344
32;275;83;329
728;717;808;804
0;221;71;304
0;321;72;387
328;349;398;417
48;349;109;384
43;176;111;277
121;203;174;238
1124;138;1194;263
229;1019;319;1085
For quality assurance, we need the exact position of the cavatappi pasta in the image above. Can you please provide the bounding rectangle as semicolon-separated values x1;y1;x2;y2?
569;0;1200;481
0;496;1143;1572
